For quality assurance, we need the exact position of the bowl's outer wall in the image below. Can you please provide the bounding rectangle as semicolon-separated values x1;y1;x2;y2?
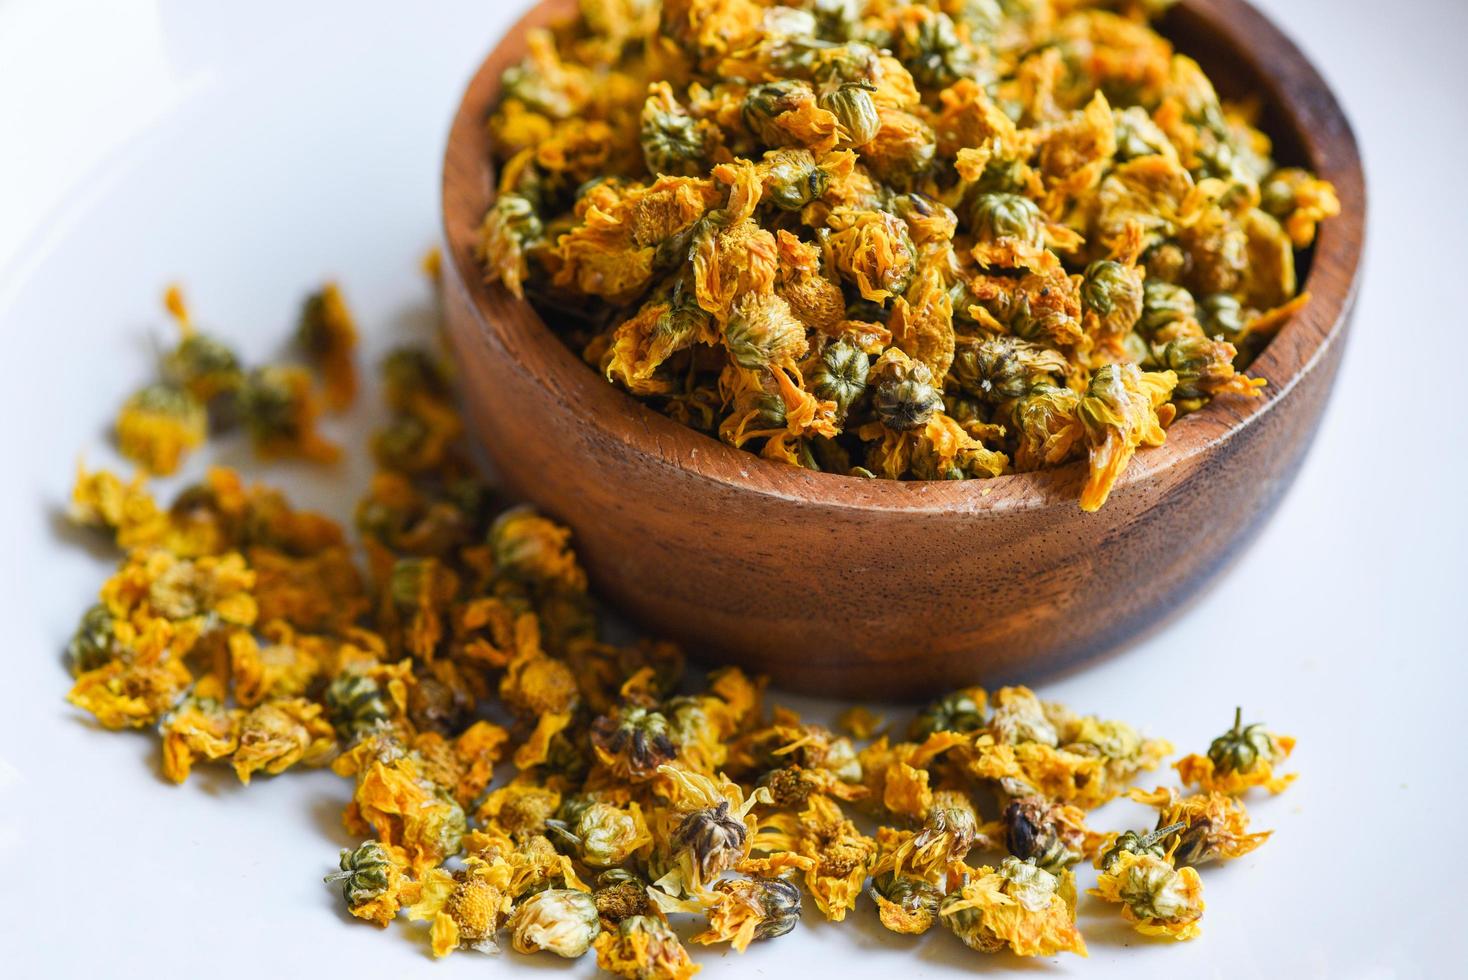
441;0;1364;699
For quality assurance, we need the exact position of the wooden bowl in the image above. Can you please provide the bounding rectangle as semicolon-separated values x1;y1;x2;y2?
440;0;1365;699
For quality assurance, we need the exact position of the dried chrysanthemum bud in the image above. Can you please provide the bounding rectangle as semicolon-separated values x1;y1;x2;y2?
325;840;396;909
163;332;243;407
723;292;810;370
911;686;987;739
1090;850;1204;941
323;672;391;741
239;364;337;460
951;336;1067;404
869;871;943;934
591;705;677;781
296;282;358;409
1198;292;1245;341
594;915;698;980
1207;707;1279;776
116;382;207;475
554;802;649;869
763;151;832;211
872;355;942;431
890;9;979;90
1081;260;1144;337
964;192;1043;246
381;346;452;407
1098;822;1185;872
756;766;818;809
989;687;1058;746
1138;278;1196;336
1113;106;1175;161
593;870;652;924
809;340;869;417
673;800;748;882
1172;819;1231;869
911;799;979;865
67;603;117;675
940;857;1085;956
1002;796;1085;872
509;888;602;958
1116;856;1200;924
642;83;718;177
747;876;803;940
742;80;828;149
1156;335;1261;401
819;82;880;147
479;193;544;299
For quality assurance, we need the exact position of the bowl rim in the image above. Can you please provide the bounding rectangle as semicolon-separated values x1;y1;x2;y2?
441;0;1365;516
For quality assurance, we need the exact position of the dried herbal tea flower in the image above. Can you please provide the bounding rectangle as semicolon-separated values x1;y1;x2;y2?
297;283;359;411
1002;795;1097;872
1130;787;1272;867
593;915;700;980
910;686;987;739
1096;822;1186;873
1175;707;1296;795
476;0;1334;508
869;871;943;935
692;875;802;951
116;382;207;476
508;888;602;957
939;857;1086;957
240;364;340;462
1089;849;1204;941
325;840;411;927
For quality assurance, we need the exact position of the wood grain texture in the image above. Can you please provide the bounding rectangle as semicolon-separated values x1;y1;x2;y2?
439;0;1366;699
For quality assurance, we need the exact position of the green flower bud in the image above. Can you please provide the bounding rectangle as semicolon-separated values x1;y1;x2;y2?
163;333;243;405
67;603;117;675
742;81;815;147
1156;335;1236;400
964;192;1044;246
1115;854;1196;920
1138;279;1197;336
324;841;396;908
128;382;206;428
952;336;1067;404
891;10;978;90
1081;260;1144;333
1098;823;1185;872
559;802;643;868
1207;707;1277;776
1113;106;1175;161
870;871;942;922
324;672;392;741
722;876;802;940
819;82;880;146
809;340;870;417
996;856;1060;910
911;688;987;739
641;94;713;177
873;358;941;431
723;293;808;370
1198;292;1245;340
763;152;832;211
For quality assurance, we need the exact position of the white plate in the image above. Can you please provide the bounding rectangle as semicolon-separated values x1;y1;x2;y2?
1;1;1463;977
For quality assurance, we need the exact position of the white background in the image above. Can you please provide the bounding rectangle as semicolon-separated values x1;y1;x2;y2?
1;1;1464;976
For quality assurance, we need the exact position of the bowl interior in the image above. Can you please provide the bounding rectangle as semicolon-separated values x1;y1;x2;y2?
441;0;1365;513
